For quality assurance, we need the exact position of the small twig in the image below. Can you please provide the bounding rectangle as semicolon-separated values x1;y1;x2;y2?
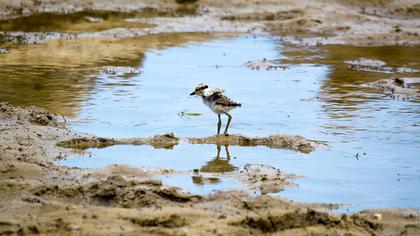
61;114;67;124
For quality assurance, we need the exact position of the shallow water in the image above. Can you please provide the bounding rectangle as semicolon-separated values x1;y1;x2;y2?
2;33;420;211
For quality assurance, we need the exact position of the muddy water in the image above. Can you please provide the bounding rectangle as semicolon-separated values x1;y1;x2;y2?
0;33;225;116
2;33;420;211
0;9;197;32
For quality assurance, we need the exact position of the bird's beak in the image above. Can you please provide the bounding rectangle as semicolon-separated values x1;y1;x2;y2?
190;91;196;96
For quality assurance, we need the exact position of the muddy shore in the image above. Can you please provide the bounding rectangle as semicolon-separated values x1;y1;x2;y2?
1;0;420;235
0;0;419;46
1;103;420;235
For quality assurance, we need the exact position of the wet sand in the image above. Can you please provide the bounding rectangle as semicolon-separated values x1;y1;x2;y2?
0;0;419;45
1;102;419;235
1;0;420;235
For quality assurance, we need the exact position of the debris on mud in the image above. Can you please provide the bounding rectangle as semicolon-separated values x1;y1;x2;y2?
0;47;9;54
395;77;420;88
244;59;289;71
367;78;419;100
0;31;75;44
188;134;325;153
237;164;297;194
192;164;297;194
346;58;420;73
100;66;141;76
84;16;104;23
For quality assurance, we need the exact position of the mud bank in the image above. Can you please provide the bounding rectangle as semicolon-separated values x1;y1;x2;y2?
1;103;420;235
192;164;299;194
0;0;419;46
57;133;324;154
188;134;324;153
367;78;419;100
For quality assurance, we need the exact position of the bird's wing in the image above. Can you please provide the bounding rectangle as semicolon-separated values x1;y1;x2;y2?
203;88;225;97
214;94;241;107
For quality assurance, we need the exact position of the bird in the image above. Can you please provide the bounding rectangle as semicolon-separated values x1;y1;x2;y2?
190;83;241;135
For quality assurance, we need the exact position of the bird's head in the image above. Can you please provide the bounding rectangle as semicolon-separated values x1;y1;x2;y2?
190;83;208;96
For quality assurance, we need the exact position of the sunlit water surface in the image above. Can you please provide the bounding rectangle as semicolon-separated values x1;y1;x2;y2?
3;34;419;212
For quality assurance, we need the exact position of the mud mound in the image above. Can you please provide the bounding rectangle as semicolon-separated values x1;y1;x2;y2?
57;133;179;150
100;66;141;76
346;58;420;73
367;78;419;100
57;133;322;152
188;134;325;153
193;164;297;194
0;102;65;127
239;164;297;194
32;175;201;208
124;214;188;228
56;137;117;150
244;59;289;71
235;209;380;234
221;10;303;21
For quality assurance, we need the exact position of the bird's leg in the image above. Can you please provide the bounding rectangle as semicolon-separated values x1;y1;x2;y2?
216;144;221;159
224;145;230;160
223;112;232;135
217;114;222;135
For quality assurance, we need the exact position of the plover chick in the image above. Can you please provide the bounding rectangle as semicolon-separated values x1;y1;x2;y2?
190;83;241;135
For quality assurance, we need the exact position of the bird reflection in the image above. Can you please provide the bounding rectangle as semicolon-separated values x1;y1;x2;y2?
191;145;237;185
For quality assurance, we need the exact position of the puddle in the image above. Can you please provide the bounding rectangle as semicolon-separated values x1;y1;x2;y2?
0;33;227;116
3;34;420;212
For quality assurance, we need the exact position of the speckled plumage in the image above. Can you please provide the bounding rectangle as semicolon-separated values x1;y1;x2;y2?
190;84;241;135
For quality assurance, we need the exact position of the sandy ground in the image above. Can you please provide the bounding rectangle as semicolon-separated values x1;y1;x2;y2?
1;102;420;235
0;0;419;45
1;0;420;235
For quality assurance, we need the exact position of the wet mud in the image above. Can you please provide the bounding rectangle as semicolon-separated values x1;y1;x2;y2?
346;58;420;73
1;103;419;235
245;59;289;71
57;133;180;150
188;134;324;153
0;0;419;46
367;78;419;100
1;0;420;235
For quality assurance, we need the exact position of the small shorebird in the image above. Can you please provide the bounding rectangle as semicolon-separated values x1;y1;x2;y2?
190;84;241;135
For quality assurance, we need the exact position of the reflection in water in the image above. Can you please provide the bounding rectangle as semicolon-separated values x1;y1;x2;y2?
10;34;420;210
200;145;236;173
318;45;420;107
316;45;420;140
281;43;420;137
192;145;236;185
0;9;198;33
0;33;225;116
